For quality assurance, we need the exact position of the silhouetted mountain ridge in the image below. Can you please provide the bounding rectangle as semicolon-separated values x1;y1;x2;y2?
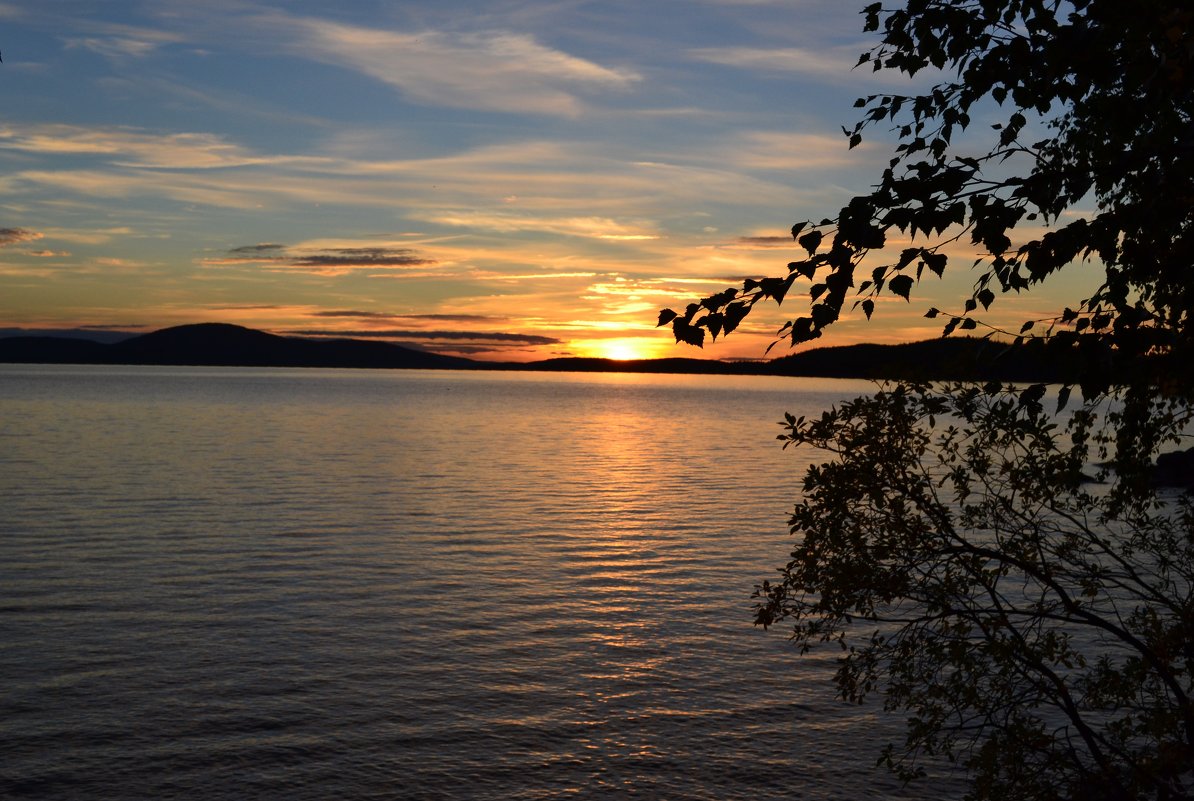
0;323;475;370
764;336;1077;383
0;322;1073;381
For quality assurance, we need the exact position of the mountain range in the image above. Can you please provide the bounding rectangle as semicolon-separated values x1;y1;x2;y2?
0;322;1075;382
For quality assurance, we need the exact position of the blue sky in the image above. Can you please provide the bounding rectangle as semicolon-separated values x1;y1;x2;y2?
0;1;1100;360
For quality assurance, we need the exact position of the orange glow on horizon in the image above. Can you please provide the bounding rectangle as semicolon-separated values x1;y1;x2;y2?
581;337;668;362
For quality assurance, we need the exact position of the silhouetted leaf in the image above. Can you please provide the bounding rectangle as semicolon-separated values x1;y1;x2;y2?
1018;383;1046;407
889;275;914;300
1056;385;1072;413
723;302;750;336
798;230;823;256
671;318;705;347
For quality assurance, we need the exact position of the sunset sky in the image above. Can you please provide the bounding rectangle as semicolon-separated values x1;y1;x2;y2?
0;0;1102;361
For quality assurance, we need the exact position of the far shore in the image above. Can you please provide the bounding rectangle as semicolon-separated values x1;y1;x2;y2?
0;322;1078;383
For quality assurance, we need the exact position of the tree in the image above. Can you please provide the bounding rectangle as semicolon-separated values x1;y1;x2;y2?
762;384;1192;800
660;0;1193;389
659;2;1194;799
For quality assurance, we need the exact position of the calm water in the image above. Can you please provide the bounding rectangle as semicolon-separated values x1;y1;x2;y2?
0;365;954;800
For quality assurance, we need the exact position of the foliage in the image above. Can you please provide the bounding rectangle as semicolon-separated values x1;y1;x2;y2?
756;383;1193;800
656;1;1194;799
658;0;1193;393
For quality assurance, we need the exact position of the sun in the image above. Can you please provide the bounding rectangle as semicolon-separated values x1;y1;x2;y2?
593;338;656;361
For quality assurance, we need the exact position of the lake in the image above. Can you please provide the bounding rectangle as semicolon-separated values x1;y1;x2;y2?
0;365;956;800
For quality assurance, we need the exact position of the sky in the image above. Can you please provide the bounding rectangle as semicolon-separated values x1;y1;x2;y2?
0;0;1102;361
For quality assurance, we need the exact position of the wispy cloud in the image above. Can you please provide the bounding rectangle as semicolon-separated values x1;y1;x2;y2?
60;20;182;61
1;123;810;220
65;37;165;60
310;310;501;323
689;45;862;78
275;15;641;116
470;271;599;281
0;124;324;169
39;226;134;245
415;210;660;240
729;131;860;171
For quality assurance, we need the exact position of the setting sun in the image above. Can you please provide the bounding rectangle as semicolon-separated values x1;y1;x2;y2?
589;338;659;361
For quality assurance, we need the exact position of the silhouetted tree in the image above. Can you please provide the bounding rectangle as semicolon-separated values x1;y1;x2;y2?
661;3;1194;799
662;1;1192;390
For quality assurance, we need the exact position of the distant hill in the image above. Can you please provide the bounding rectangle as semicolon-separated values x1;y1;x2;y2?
519;356;747;375
0;323;1072;382
0;336;110;364
763;337;1076;383
0;323;477;370
0;327;135;344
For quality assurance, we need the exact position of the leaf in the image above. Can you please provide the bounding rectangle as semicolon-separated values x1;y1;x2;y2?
1018;383;1047;407
862;2;880;31
774;274;797;305
798;229;824;256
791;260;817;280
811;303;837;328
897;248;921;269
861;299;875;319
1056;385;1072;413
672;318;705;348
923;252;947;277
703;312;725;341
889;274;914;300
656;308;677;327
722;302;750;336
960;318;977;330
925;307;940;318
977;288;995;310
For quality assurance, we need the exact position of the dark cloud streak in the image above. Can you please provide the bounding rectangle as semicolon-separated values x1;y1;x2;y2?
215;243;437;270
285;328;560;345
733;235;792;247
290;248;434;268
228;243;286;255
0;227;44;246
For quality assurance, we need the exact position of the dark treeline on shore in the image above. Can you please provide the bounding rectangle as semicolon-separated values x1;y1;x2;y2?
0;322;1084;383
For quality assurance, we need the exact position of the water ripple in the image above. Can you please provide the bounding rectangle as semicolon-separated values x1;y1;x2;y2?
0;366;960;800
